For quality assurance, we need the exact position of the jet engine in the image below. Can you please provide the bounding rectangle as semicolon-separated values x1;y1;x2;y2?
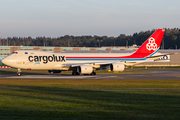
110;63;125;72
77;65;93;74
48;70;61;74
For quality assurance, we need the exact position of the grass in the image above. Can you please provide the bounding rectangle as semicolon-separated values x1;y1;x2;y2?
0;79;180;120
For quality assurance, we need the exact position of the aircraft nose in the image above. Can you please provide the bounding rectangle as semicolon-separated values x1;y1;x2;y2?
1;58;8;65
1;56;17;68
1;57;13;66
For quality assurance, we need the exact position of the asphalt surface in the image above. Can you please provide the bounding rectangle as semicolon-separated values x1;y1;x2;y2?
0;69;180;79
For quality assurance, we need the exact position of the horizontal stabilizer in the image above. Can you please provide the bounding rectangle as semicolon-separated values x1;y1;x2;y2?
146;53;173;59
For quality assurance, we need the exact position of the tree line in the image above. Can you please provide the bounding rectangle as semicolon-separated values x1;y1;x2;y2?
0;28;180;49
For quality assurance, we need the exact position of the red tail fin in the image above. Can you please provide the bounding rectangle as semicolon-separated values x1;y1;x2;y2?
130;29;165;58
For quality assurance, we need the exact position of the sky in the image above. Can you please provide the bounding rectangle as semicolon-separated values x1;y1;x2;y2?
0;0;180;38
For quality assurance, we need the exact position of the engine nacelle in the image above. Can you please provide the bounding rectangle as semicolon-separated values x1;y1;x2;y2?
110;63;125;72
48;70;61;73
77;65;93;74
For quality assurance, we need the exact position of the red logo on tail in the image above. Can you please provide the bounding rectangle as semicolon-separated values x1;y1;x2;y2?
146;37;157;51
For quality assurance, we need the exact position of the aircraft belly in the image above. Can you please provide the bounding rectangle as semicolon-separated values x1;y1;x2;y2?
27;62;66;70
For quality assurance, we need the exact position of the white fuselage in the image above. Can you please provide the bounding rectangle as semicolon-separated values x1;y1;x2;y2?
2;50;132;70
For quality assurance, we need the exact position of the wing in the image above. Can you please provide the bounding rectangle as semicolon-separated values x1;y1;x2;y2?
53;52;172;69
62;61;121;67
61;61;126;72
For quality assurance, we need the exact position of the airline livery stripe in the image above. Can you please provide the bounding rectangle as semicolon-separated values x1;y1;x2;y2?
148;48;159;57
66;56;147;59
66;58;146;61
66;48;159;60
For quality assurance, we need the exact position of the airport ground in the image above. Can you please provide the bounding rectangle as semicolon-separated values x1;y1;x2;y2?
0;68;180;119
0;67;180;80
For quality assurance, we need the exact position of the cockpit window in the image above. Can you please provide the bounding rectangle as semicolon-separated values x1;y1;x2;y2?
12;52;18;54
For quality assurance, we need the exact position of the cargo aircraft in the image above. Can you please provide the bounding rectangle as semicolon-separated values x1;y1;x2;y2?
2;29;166;76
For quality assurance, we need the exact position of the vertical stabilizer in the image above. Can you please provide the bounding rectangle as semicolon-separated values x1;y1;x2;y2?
130;29;165;58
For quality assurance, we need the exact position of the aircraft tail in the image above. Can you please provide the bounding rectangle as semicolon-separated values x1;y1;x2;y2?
130;29;165;58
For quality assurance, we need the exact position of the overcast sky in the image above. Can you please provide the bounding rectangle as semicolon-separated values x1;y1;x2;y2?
0;0;180;38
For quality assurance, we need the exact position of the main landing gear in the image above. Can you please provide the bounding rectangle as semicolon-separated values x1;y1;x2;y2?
72;71;96;75
17;68;21;76
90;71;96;75
72;71;80;75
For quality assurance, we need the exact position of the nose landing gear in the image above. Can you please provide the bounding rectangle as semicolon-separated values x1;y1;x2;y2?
17;69;21;76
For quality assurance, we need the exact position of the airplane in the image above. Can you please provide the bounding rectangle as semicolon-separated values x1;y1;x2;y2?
1;29;165;76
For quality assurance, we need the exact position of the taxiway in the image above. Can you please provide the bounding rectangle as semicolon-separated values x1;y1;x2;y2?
0;69;179;79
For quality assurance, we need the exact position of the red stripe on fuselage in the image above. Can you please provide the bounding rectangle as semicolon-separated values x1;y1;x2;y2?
66;53;150;59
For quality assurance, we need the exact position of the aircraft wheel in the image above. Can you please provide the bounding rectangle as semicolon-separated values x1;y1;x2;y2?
17;72;21;76
92;72;96;75
72;71;80;75
17;68;21;76
90;72;96;75
72;71;75;75
83;74;89;76
76;72;80;75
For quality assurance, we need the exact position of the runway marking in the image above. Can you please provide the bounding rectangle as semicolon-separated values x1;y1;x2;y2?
94;76;118;79
110;76;118;77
